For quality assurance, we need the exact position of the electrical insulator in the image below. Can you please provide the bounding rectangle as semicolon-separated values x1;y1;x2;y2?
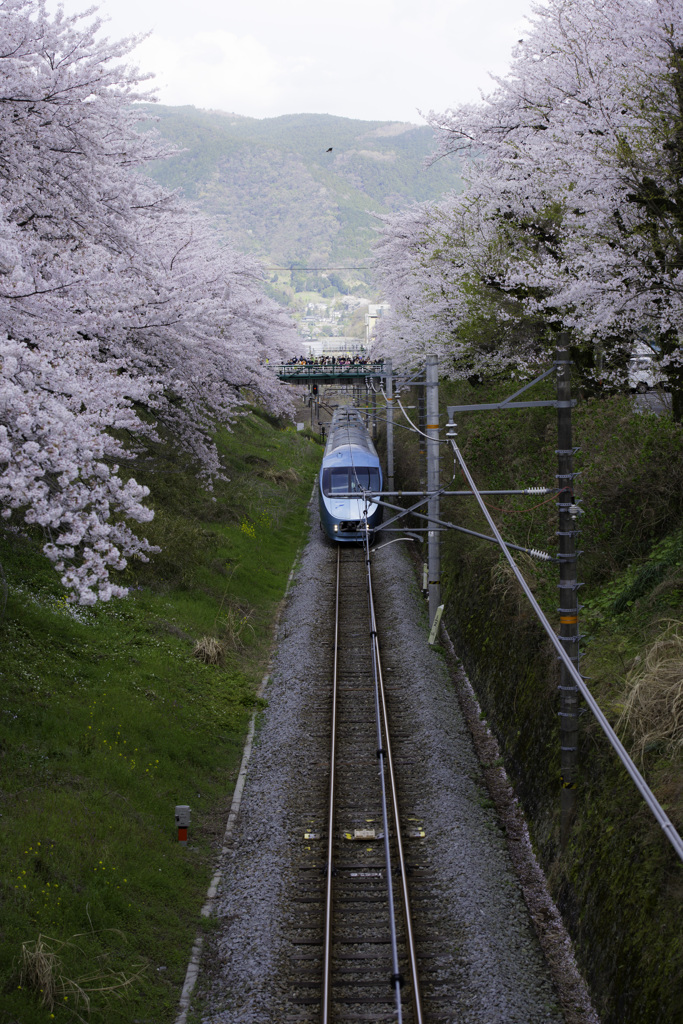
529;548;552;561
525;487;550;495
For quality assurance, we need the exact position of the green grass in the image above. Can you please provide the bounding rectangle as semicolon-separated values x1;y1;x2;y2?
579;526;683;825
0;414;320;1023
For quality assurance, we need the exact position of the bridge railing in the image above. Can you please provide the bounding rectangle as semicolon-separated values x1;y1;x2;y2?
273;363;386;379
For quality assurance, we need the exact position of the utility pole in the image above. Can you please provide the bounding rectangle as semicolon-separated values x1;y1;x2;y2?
372;384;377;441
556;341;579;846
385;358;394;493
426;355;441;626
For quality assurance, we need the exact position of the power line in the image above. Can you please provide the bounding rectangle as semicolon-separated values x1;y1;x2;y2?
264;266;373;272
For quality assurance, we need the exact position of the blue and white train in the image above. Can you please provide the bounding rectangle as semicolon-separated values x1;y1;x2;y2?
319;408;383;542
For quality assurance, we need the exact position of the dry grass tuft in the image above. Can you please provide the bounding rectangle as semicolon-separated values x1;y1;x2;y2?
261;467;300;486
192;635;225;665
193;609;255;664
616;621;683;763
218;606;255;651
20;932;144;1018
490;552;538;607
21;933;61;1009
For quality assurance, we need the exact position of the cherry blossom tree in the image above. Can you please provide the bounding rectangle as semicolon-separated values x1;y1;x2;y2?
371;202;462;369
0;1;298;603
375;0;683;408
372;190;548;378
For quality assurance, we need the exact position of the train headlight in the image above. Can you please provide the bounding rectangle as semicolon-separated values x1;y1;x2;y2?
333;524;338;532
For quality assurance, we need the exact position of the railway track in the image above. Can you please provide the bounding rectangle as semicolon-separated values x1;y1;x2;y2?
201;523;572;1024
281;543;457;1024
322;542;421;1023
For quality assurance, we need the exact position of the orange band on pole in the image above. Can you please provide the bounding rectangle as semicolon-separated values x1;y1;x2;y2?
560;616;578;624
427;424;439;429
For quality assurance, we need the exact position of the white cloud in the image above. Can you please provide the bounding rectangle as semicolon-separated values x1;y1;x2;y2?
135;31;280;112
49;0;536;121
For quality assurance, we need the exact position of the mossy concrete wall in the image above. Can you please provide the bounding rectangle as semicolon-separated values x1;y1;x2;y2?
441;531;682;1024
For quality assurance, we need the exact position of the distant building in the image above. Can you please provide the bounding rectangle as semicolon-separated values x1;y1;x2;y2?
365;303;390;346
322;337;366;355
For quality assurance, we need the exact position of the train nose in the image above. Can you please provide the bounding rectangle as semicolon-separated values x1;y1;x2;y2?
339;520;363;532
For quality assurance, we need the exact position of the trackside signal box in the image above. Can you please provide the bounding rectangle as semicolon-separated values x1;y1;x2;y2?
175;804;191;845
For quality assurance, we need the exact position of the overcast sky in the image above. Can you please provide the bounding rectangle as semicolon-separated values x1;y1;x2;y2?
51;0;535;124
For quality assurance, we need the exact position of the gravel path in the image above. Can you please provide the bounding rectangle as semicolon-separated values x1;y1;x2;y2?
191;499;598;1024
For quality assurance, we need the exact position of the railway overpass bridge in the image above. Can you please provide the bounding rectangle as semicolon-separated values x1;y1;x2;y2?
273;362;389;443
273;362;386;385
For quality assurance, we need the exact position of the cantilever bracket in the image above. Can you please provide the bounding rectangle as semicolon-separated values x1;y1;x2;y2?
447;364;576;415
448;400;560;413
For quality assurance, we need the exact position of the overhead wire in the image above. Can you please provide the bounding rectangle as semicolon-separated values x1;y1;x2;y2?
481;487;570;515
384;387;452;444
448;435;683;864
362;521;405;1023
330;373;683;860
387;379;558;513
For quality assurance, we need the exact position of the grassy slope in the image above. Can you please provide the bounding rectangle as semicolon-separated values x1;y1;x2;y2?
0;410;321;1023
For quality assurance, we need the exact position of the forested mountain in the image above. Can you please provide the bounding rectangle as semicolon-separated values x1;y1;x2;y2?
141;107;462;289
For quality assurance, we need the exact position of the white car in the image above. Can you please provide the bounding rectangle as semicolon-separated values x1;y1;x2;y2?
628;346;662;393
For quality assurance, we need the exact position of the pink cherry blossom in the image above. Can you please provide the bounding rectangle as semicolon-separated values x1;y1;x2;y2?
374;0;683;400
0;1;299;602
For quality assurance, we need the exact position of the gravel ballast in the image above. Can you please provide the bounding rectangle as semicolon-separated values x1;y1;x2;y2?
191;500;598;1024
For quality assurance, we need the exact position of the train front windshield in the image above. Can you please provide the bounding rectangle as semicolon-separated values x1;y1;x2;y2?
323;467;381;495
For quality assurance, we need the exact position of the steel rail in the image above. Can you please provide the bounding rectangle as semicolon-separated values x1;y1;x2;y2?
364;527;404;1024
321;547;341;1024
365;531;425;1024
